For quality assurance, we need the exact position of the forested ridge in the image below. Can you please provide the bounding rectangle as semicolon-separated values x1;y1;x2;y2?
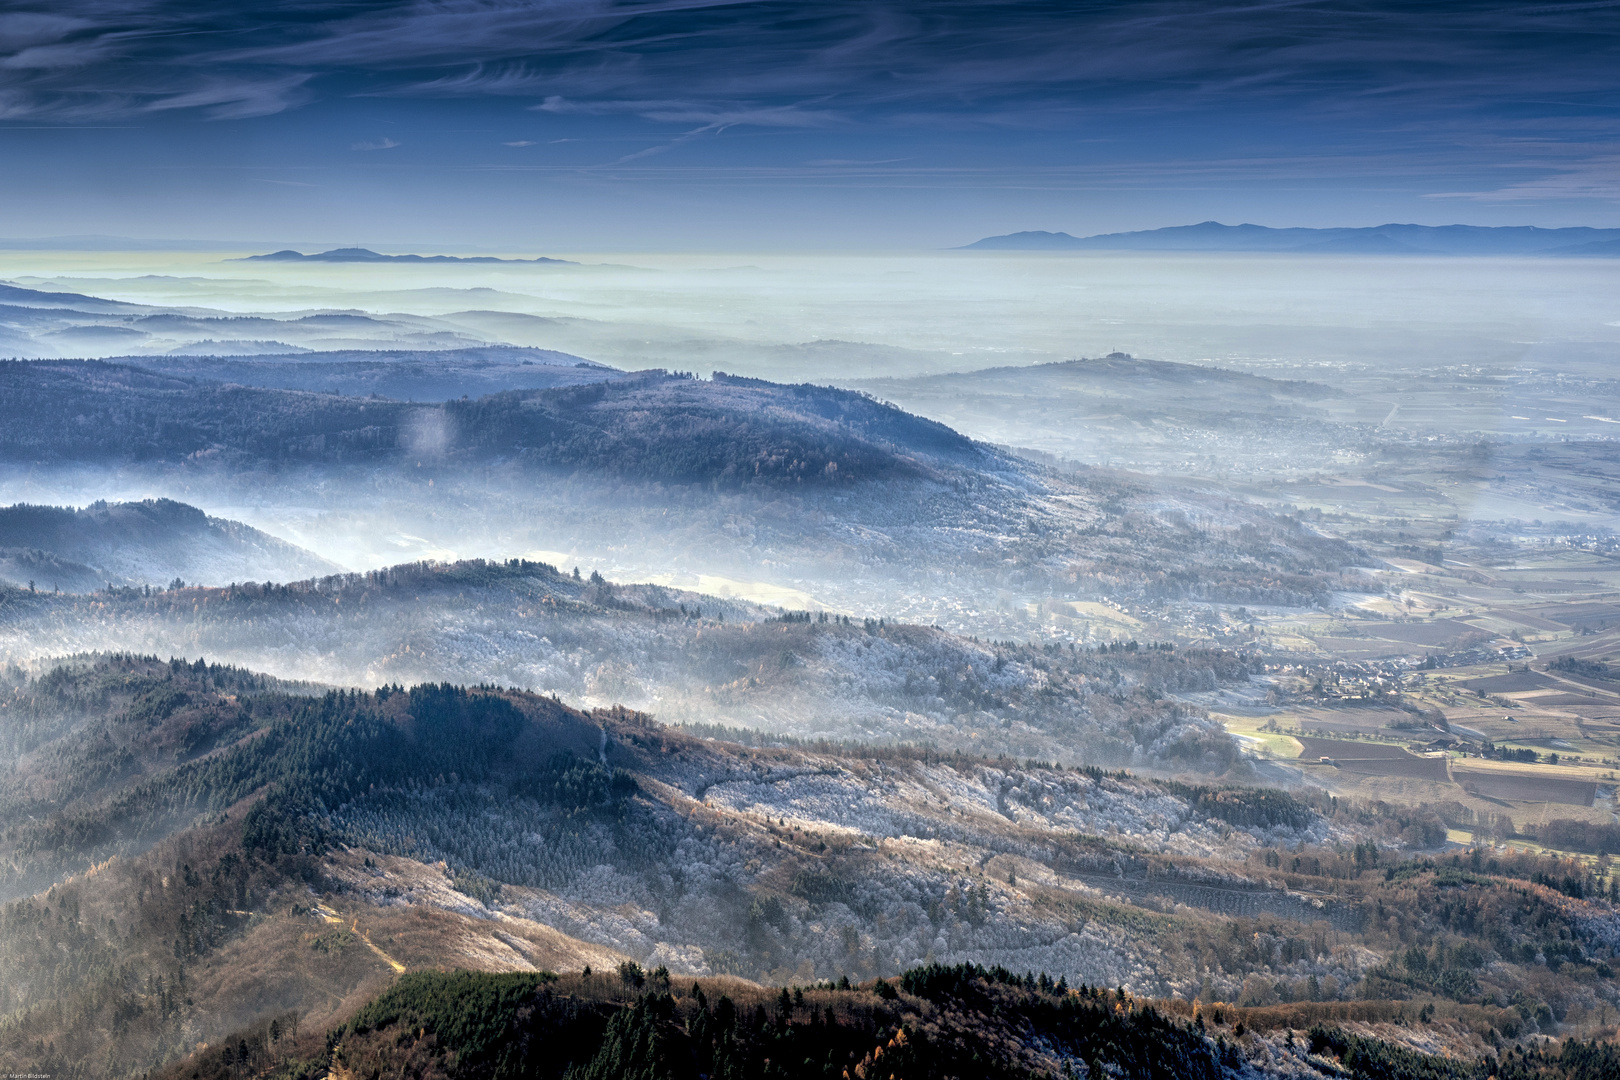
0;359;1370;623
0;559;1261;766
0;362;979;486
321;966;1226;1080
0;500;216;553
0;651;1279;916
0;656;1616;1079
0;654;611;899
0;498;337;593
156;966;1620;1080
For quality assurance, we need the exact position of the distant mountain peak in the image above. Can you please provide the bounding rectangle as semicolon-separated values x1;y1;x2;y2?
325;246;382;258
959;221;1620;255
955;230;1082;250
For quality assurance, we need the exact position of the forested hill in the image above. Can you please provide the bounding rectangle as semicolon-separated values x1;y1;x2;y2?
0;498;340;592
4;655;1616;1080
162;967;1620;1080
0;557;1252;764
0;654;611;902
0;361;984;485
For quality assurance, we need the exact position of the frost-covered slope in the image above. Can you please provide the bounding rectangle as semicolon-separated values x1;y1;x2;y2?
6;656;1610;1080
332;718;1356;995
0;559;1251;768
0;656;1355;997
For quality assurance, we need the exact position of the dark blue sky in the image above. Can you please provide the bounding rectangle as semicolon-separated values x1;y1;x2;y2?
2;1;1618;248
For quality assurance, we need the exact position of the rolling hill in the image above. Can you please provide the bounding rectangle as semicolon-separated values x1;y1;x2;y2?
0;558;1251;766
0;357;1366;640
0;654;1610;1079
0;362;972;485
844;353;1345;477
0;499;339;592
159;966;1620;1080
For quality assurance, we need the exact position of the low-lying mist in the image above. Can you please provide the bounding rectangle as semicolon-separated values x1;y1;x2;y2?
8;249;1618;380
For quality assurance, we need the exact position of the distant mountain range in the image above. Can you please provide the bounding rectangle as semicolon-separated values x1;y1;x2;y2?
240;247;575;264
0;278;547;358
961;221;1620;255
0;281;143;313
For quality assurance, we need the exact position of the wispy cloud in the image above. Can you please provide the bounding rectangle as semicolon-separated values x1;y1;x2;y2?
351;136;401;151
1427;156;1620;202
807;158;910;167
144;74;313;120
0;12;95;51
4;1;1618;125
639;104;837;130
2;0;1619;208
0;38;111;70
537;95;838;130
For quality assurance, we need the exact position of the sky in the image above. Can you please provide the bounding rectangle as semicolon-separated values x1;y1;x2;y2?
1;1;1618;249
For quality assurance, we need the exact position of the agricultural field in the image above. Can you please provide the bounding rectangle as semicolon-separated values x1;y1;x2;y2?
1293;706;1424;739
1452;764;1597;808
1294;737;1452;782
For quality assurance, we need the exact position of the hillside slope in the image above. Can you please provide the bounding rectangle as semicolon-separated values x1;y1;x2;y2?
0;499;340;592
0;362;972;485
160;967;1620;1080
1;656;1613;1079
0;560;1250;766
846;353;1348;478
0;360;1366;638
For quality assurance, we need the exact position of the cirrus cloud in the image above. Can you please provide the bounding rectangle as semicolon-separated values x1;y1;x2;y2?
0;1;1609;128
0;1;1616;211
